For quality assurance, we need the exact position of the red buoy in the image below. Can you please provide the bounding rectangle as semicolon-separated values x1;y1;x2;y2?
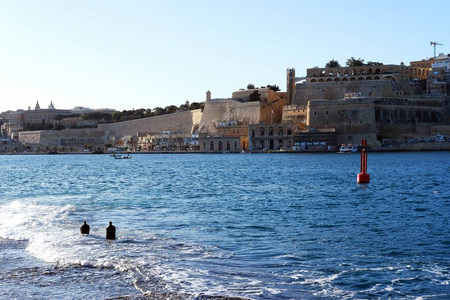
357;139;370;183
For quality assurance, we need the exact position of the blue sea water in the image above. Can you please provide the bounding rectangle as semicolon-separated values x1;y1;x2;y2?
0;152;449;299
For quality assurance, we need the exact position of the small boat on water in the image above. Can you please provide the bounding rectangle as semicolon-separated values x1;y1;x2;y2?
111;154;132;159
339;144;360;153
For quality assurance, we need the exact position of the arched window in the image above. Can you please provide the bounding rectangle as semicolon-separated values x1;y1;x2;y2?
268;127;274;136
278;127;283;136
210;141;214;151
260;127;265;136
218;141;223;151
226;141;231;150
234;141;238;149
203;142;206;150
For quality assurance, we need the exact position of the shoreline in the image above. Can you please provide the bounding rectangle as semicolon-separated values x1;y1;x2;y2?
2;141;450;155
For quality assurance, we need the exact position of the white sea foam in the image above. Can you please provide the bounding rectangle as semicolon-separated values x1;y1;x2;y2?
0;200;256;297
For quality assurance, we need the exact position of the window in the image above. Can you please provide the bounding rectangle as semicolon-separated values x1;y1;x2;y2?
226;141;231;150
210;141;214;151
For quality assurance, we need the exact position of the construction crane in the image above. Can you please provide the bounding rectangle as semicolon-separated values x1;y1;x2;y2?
430;41;444;58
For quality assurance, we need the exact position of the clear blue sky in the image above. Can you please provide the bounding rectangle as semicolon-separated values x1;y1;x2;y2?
0;0;448;112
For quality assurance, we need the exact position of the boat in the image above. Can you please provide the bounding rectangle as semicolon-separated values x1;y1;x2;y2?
111;154;132;159
339;144;360;153
339;144;349;152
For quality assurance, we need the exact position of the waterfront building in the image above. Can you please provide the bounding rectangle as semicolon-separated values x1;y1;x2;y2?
292;57;450;147
248;123;295;151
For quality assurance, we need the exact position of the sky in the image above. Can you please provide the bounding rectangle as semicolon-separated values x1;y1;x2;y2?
0;0;449;112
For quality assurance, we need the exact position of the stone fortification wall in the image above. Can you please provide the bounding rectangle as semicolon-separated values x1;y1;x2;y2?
307;98;378;146
231;88;270;101
19;128;105;147
198;99;260;133
374;98;446;124
294;80;426;106
98;109;203;138
379;123;437;140
18;131;42;144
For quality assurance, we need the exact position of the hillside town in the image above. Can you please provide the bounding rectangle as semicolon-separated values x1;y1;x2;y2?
1;53;450;154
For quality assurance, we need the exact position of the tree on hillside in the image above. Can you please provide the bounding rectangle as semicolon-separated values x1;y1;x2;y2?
152;107;165;116
247;83;255;89
248;90;261;102
325;59;341;68
267;84;280;92
346;57;365;67
165;105;178;114
188;102;202;110
366;61;383;66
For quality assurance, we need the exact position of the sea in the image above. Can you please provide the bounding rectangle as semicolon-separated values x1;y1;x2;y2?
0;152;449;299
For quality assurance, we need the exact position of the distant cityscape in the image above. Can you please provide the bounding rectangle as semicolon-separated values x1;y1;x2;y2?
1;53;450;154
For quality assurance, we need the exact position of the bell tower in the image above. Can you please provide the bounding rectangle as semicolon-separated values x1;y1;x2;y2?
286;68;295;105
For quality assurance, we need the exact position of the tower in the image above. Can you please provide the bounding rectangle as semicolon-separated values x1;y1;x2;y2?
286;68;295;105
206;90;211;102
35;100;41;110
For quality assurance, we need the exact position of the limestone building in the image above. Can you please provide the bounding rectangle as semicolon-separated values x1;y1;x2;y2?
291;58;450;147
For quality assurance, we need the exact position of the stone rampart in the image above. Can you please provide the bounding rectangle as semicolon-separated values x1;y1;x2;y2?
19;128;105;148
294;80;426;106
307;98;378;146
98;109;203;138
199;100;260;133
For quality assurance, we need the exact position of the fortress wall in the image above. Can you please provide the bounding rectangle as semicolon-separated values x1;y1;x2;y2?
199;100;260;133
375;101;444;123
308;98;378;145
378;124;450;140
19;128;105;147
231;88;269;100
18;131;43;144
379;124;432;139
294;81;426;106
98;109;203;138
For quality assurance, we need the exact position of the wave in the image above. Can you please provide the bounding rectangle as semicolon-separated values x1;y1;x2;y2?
0;200;263;299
